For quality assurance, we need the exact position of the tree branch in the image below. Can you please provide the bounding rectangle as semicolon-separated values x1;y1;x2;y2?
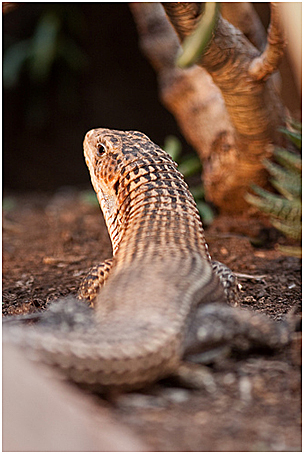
129;2;180;72
249;3;286;81
130;3;236;186
221;2;266;51
161;2;202;39
161;2;286;212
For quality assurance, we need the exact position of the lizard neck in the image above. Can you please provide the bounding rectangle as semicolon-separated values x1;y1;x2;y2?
102;160;211;262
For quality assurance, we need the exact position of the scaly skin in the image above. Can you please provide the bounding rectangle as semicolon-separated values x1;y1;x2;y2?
3;129;290;390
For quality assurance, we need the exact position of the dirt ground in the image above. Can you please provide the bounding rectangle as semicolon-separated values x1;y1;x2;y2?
2;190;302;452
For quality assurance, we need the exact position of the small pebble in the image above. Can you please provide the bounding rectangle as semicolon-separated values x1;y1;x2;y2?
115;393;165;410
160;387;191;404
239;376;252;402
223;372;236;386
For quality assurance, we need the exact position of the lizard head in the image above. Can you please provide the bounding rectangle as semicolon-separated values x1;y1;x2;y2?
83;128;127;249
83;127;162;252
84;128;122;210
84;126;153;200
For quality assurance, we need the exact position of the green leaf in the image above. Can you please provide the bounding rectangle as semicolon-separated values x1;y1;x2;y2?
3;40;31;88
274;148;302;173
178;155;202;177
196;200;214;225
271;178;301;201
279;127;302;149
190;184;205;200
29;12;61;82
271;218;302;241
277;245;302;258
163;135;182;162
245;186;301;222
289;118;302;133
176;2;220;69
246;120;302;242
263;159;302;199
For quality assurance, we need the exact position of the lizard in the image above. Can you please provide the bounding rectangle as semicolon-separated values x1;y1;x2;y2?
3;128;291;391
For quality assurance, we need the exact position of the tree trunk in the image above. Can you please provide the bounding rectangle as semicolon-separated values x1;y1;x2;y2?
130;2;236;186
132;2;287;212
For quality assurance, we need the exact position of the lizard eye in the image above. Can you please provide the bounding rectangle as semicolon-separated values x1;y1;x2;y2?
97;143;107;156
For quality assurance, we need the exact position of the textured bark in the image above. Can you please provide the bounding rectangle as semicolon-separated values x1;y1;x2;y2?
130;2;274;183
221;3;282;94
221;2;267;51
130;2;236;204
161;2;287;211
131;2;287;212
249;4;286;81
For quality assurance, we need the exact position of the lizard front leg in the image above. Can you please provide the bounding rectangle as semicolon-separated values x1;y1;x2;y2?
78;259;113;305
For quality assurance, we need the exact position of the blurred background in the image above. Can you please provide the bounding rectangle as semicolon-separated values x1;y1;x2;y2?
3;3;301;193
